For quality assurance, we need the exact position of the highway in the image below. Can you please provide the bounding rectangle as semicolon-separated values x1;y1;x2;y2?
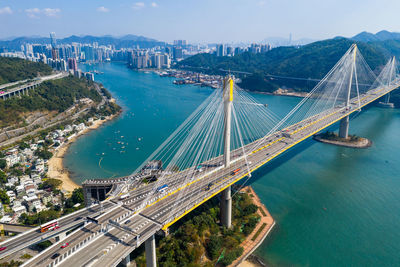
0;201;116;259
20;81;400;267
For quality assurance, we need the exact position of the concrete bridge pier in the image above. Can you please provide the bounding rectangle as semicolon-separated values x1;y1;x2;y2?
339;115;349;139
55;231;67;242
145;234;157;267
121;253;131;267
220;186;232;228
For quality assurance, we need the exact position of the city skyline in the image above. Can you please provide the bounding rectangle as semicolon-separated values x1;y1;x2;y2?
1;0;400;43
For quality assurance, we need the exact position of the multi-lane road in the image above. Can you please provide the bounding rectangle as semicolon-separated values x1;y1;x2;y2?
6;81;400;266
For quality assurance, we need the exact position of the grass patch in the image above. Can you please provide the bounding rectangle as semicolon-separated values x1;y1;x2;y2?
259;207;267;217
251;223;267;241
20;253;32;259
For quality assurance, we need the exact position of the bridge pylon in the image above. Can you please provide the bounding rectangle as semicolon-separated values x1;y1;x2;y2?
221;75;234;228
339;44;357;139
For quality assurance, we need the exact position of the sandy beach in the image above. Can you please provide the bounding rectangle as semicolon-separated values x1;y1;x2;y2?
47;114;119;194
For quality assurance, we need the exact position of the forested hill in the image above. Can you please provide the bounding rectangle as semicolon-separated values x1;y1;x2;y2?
0;57;53;85
177;38;398;93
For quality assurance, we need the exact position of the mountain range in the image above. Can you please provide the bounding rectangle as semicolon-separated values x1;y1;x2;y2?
351;30;400;42
0;34;165;50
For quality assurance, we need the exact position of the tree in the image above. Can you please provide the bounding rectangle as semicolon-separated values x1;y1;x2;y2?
0;159;6;169
71;188;84;204
0;189;10;204
0;170;7;184
18;142;30;150
34;149;53;160
40;178;62;192
207;235;223;260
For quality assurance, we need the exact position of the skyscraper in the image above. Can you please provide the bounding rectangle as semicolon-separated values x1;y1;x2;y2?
216;44;225;57
68;58;78;71
50;32;57;49
50;32;58;60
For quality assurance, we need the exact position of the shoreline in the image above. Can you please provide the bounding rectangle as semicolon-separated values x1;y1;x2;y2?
233;186;275;267
47;113;120;194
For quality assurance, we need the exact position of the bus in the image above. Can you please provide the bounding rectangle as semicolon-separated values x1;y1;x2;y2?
156;184;168;193
231;168;241;176
40;220;60;233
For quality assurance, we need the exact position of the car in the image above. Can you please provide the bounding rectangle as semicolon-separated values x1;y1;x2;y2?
61;243;69;248
125;220;131;224
0;246;6;251
51;253;60;259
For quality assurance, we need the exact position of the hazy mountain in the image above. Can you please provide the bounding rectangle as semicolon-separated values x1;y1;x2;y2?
0;34;164;50
261;36;316;46
352;30;400;42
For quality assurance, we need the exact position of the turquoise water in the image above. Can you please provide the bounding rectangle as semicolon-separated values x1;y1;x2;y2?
65;63;400;266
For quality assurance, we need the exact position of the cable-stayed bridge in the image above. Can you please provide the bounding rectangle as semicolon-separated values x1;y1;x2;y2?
2;45;400;267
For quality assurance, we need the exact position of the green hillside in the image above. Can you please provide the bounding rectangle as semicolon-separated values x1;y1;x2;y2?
179;38;390;92
0;76;102;127
0;57;53;85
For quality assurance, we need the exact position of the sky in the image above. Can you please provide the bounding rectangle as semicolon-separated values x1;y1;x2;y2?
1;0;400;43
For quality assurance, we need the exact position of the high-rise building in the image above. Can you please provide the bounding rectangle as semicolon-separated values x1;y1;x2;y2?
216;44;225;57
173;40;187;47
234;47;242;55
68;58;78;71
226;46;234;56
154;53;162;69
163;54;171;68
50;32;59;60
173;46;183;60
50;32;57;49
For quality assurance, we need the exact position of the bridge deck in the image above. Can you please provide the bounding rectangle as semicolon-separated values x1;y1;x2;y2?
22;82;400;267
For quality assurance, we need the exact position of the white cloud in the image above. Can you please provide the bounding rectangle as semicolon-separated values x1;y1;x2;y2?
97;6;109;13
43;8;61;17
25;8;41;18
25;7;60;18
133;2;145;10
151;2;158;8
0;6;12;15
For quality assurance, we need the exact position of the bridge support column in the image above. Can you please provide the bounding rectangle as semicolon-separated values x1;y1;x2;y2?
220;75;234;229
55;232;67;242
220;186;232;228
121;253;131;266
339;115;349;139
145;234;157;267
83;187;92;207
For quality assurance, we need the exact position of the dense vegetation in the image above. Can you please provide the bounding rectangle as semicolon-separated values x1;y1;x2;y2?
0;75;102;127
317;131;362;142
0;57;52;85
132;190;260;267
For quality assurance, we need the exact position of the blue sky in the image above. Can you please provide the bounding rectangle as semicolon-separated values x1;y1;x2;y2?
1;0;399;43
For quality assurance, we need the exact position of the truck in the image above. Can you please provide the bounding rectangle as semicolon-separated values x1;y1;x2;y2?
156;184;168;193
231;168;241;176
